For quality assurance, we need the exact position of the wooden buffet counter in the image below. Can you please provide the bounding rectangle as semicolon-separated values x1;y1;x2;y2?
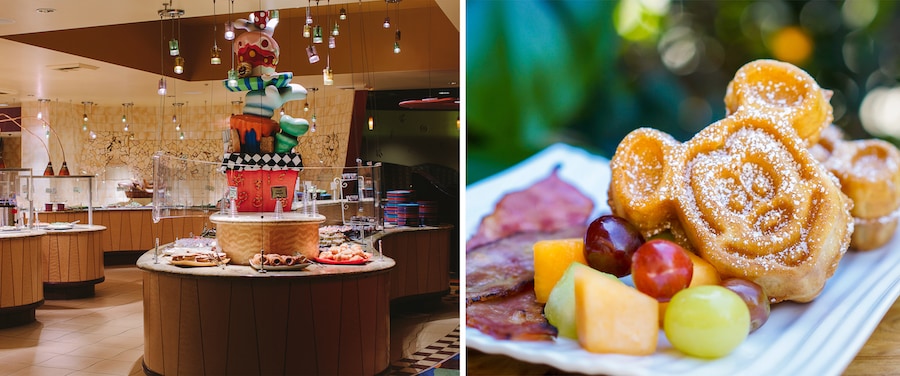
137;251;395;376
40;208;210;252
40;224;107;299
375;225;453;302
0;229;45;328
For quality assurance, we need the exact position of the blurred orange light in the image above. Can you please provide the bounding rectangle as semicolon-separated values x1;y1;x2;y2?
770;26;813;65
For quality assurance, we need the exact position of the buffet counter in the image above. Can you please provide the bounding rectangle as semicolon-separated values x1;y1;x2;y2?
137;251;395;376
0;229;46;328
374;224;453;303
40;224;107;299
39;208;210;253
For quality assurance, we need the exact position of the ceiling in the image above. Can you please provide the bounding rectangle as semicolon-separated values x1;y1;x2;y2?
0;0;460;107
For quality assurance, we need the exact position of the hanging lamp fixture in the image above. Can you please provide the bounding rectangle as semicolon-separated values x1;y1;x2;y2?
224;0;235;40
211;0;222;64
383;0;391;28
392;0;401;53
122;103;133;132
310;87;318;132
81;101;92;131
312;0;324;44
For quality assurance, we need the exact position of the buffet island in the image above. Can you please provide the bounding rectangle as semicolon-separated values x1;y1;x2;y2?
0;228;46;328
137;249;395;375
40;224;107;299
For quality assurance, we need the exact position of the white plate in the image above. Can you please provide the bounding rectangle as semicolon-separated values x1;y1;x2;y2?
46;223;74;230
465;143;900;376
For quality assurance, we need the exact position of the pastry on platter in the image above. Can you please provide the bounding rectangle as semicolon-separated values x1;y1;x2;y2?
609;112;853;303
724;59;833;146
822;138;900;250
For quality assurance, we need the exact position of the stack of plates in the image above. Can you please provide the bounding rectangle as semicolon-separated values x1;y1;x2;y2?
385;190;415;225
397;203;420;227
418;201;439;226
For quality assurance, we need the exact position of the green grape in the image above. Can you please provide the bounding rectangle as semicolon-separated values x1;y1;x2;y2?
663;285;750;358
544;262;620;339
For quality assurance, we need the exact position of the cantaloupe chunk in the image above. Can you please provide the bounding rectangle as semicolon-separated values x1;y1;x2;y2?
575;265;658;355
686;251;721;287
659;251;722;326
533;238;587;303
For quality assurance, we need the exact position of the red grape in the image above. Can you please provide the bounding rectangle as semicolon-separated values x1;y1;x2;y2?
721;278;770;333
631;239;693;302
583;215;645;277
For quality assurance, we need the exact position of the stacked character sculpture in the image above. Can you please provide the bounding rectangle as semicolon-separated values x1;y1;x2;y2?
221;10;310;212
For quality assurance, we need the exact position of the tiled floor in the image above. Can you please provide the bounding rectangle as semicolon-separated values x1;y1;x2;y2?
0;266;460;376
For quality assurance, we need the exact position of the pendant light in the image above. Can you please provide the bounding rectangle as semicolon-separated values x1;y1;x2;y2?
224;0;235;40
174;56;185;74
393;1;401;54
339;7;347;20
312;0;323;43
210;0;222;64
309;88;318;132
81;101;92;131
122;102;133;132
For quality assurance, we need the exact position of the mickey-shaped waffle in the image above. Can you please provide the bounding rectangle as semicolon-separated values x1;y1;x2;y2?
609;111;853;303
812;125;900;251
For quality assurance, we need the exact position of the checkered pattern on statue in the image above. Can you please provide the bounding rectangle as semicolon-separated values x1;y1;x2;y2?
221;153;303;171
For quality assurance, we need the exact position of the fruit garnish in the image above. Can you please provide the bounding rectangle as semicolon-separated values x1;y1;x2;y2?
721;278;771;333
583;215;644;277
544;262;619;339
631;239;693;302
574;263;658;355
533;238;587;303
664;285;750;358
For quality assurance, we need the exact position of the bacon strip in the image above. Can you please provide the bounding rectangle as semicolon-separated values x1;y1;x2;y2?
466;282;558;341
467;166;594;252
466;228;585;305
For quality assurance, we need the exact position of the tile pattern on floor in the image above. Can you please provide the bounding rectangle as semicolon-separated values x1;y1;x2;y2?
0;266;461;376
388;277;461;376
0;265;145;376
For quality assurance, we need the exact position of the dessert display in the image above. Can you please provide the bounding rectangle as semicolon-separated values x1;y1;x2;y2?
249;252;311;270
169;250;230;267
211;9;324;265
467;59;900;363
316;242;371;264
319;225;352;247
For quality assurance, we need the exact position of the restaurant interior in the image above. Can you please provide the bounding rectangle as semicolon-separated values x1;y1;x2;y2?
0;1;460;375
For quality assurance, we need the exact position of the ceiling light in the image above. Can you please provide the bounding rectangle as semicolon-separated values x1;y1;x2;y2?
383;17;391;28
328;35;336;49
393;41;400;54
158;78;167;95
324;67;334;86
368;116;374;130
313;25;323;44
332;23;340;36
210;46;222;65
35;8;55;13
303;24;311;38
169;39;180;56
224;22;235;40
307;46;320;64
339;8;347;20
174;56;185;74
227;70;238;88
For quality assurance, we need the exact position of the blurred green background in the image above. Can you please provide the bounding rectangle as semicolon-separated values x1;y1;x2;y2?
466;0;900;184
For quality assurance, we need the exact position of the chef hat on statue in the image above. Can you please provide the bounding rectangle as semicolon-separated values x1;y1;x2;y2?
232;10;281;77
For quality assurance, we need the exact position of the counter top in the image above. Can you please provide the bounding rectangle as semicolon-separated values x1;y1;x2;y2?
34;224;106;233
0;228;45;238
209;212;326;223
137;249;394;278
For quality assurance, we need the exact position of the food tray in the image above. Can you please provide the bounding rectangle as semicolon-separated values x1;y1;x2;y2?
465;143;900;376
249;259;311;271
169;258;230;267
